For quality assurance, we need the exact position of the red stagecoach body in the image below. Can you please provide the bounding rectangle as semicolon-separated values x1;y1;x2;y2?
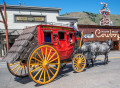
37;25;75;60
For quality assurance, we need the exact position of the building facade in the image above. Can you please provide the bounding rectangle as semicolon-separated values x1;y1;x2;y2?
0;4;79;56
78;25;120;50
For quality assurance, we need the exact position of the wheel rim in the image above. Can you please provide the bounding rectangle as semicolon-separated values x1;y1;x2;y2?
28;45;60;84
72;54;86;72
7;61;28;77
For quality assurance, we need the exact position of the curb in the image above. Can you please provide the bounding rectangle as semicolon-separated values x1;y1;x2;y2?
0;58;3;59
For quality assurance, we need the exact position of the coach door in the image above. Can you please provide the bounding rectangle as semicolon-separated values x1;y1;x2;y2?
58;31;67;60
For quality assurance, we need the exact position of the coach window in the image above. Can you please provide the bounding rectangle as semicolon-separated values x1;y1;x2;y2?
58;32;64;40
70;34;72;41
44;32;51;42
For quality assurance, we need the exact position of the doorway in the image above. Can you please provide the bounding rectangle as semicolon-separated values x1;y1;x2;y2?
113;41;118;50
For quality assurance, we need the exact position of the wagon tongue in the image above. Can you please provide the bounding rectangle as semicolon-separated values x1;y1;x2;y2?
3;26;38;63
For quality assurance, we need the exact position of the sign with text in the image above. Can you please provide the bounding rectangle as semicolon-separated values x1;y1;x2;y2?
15;15;45;22
95;29;120;40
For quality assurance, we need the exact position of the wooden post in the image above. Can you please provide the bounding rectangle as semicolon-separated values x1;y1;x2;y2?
0;0;9;53
4;1;9;53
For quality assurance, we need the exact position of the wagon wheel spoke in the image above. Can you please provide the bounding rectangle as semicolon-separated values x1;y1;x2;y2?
24;66;27;75
49;57;58;63
74;64;79;71
40;48;44;60
11;64;20;71
46;68;50;80
31;66;42;73
72;54;86;72
34;67;43;79
49;63;59;65
48;68;54;75
15;66;21;75
45;47;47;60
39;69;44;81
28;45;60;84
7;61;28;77
48;52;56;61
20;66;23;76
44;69;46;82
49;66;57;71
47;49;52;60
36;51;43;61
32;57;43;63
10;62;20;66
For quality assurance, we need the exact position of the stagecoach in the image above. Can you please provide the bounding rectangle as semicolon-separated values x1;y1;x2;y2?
4;24;86;84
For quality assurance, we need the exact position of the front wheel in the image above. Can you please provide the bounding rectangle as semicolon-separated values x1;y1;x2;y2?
27;45;60;84
72;54;86;72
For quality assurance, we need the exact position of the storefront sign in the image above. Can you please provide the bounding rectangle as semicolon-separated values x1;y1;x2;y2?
15;15;45;22
95;29;120;40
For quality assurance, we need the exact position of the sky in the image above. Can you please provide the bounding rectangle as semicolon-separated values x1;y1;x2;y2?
0;0;120;15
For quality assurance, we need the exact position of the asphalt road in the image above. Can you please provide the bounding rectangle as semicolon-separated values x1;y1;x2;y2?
0;51;120;88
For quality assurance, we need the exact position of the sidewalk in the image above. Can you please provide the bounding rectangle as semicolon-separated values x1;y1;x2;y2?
0;57;3;62
0;57;3;59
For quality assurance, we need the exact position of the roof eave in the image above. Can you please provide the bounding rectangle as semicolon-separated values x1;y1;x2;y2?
57;16;80;20
0;4;61;11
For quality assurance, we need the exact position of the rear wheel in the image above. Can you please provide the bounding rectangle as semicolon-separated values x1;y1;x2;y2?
72;54;86;72
7;60;28;77
28;45;60;84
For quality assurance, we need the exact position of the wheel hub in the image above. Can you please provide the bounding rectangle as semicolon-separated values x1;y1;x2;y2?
78;61;82;66
45;63;49;66
20;62;27;66
42;60;49;69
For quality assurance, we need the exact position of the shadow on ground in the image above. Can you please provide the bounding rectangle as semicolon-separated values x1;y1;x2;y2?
14;60;110;87
14;76;32;84
35;64;74;87
87;59;111;69
13;64;74;86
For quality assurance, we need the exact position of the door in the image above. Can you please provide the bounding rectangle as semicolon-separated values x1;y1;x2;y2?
58;32;68;60
67;33;75;59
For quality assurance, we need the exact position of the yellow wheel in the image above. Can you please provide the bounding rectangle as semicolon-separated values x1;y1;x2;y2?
28;45;60;84
72;54;86;72
7;60;28;77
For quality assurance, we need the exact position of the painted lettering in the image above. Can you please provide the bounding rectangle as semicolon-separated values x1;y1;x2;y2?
95;29;120;40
